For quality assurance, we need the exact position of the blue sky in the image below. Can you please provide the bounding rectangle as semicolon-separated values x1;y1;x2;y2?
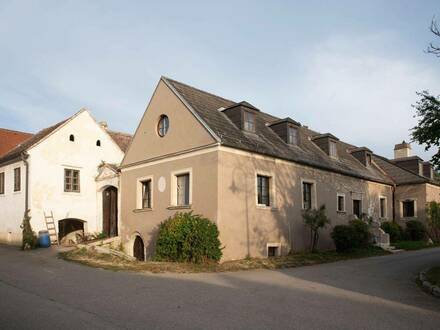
1;0;439;160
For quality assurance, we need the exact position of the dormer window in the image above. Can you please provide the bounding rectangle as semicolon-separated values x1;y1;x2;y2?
287;126;298;145
69;134;75;142
329;141;337;158
243;111;255;132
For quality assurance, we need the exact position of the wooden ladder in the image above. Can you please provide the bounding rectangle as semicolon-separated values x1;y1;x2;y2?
44;211;59;245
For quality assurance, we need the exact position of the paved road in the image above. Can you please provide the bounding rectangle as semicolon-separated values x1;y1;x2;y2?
0;245;439;330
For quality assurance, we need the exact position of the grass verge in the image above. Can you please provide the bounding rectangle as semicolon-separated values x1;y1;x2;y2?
393;240;440;251
59;246;390;274
426;267;440;286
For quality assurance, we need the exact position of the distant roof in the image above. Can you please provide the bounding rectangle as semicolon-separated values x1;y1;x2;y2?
162;76;394;185
107;130;132;153
0;120;67;164
0;128;33;157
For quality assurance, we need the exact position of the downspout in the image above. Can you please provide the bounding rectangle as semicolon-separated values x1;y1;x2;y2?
21;152;29;213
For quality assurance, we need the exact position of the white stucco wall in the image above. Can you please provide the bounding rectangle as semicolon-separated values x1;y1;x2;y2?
0;110;125;243
0;160;26;244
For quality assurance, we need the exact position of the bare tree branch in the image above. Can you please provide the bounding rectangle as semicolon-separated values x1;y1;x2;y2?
427;17;440;56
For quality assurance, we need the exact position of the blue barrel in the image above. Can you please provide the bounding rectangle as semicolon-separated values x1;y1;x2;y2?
38;230;51;248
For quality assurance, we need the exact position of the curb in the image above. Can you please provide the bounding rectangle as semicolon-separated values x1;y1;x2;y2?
419;269;440;298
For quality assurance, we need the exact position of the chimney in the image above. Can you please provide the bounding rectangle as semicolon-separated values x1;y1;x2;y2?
99;121;108;129
394;140;411;159
423;162;434;179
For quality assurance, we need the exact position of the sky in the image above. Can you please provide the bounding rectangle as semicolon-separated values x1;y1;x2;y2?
0;0;439;160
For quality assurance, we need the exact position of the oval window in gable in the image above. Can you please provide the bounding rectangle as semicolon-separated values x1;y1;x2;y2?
157;115;169;137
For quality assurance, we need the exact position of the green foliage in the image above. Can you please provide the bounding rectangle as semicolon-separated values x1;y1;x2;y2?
302;205;331;252
411;91;440;170
92;232;108;240
381;221;404;242
155;212;222;263
393;240;438;251
426;201;440;243
21;210;38;250
405;220;426;241
331;220;371;252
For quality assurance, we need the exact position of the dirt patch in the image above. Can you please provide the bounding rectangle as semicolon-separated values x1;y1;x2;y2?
59;246;391;274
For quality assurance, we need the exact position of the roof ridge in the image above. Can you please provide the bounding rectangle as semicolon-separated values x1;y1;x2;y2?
161;76;237;105
0;127;33;135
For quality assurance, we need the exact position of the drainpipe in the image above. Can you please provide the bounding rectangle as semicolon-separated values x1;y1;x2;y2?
21;152;30;213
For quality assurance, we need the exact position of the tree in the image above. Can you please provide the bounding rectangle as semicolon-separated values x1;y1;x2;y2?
411;18;440;170
302;205;330;252
426;201;440;243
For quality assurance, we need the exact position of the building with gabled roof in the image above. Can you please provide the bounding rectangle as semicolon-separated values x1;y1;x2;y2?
0;128;33;157
120;77;400;261
0;109;132;245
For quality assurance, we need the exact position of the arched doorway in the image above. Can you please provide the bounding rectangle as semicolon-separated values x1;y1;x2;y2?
58;218;85;241
103;186;118;237
133;236;145;261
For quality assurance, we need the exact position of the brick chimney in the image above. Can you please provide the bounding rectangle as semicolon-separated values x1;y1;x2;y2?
394;140;411;159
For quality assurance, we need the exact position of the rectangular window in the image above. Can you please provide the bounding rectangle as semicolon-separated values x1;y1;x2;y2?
337;194;345;212
402;200;415;218
353;199;362;218
141;180;152;209
64;169;80;192
287;126;298;145
302;182;313;210
268;246;278;257
257;175;270;206
0;172;4;194
14;167;21;192
243;111;255;132
380;197;387;218
329;141;337;158
176;173;190;206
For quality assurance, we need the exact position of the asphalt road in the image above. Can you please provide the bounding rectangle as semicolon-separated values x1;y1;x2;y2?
0;245;439;330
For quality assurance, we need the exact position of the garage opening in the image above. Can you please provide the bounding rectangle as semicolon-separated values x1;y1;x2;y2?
58;218;85;241
133;236;145;261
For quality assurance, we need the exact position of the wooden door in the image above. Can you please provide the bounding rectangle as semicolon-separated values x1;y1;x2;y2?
103;186;118;237
133;236;145;261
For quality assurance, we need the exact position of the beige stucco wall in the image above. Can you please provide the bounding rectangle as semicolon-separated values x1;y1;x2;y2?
120;150;219;257
121;80;216;167
217;147;393;260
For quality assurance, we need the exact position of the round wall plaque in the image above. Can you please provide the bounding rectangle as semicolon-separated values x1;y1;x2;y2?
158;176;166;192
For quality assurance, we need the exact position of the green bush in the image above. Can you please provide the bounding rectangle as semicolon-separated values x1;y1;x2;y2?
331;220;371;252
21;210;38;250
155;212;222;263
381;221;403;242
405;220;426;241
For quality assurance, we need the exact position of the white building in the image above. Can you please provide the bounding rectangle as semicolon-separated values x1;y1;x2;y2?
0;109;131;244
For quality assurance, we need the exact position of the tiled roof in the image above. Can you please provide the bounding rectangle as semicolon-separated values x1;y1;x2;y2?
162;77;394;185
372;154;436;186
0;120;66;164
0;128;33;157
107;130;132;153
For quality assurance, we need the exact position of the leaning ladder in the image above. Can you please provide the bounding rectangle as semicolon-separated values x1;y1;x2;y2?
44;211;59;245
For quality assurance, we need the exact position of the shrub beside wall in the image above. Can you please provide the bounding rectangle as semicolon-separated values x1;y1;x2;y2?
155;212;222;263
381;221;403;242
331;220;371;252
405;220;426;241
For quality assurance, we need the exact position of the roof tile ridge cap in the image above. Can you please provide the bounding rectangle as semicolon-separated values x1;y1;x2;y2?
0;128;33;135
161;76;237;105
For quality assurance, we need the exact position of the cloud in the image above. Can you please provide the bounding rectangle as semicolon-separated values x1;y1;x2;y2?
287;33;440;160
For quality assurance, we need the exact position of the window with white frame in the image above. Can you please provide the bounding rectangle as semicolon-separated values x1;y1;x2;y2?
243;111;255;132
176;173;190;206
257;175;271;206
0;172;4;195
337;194;345;212
302;181;314;210
287;126;298;145
329;141;337;158
379;196;387;218
141;180;152;209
